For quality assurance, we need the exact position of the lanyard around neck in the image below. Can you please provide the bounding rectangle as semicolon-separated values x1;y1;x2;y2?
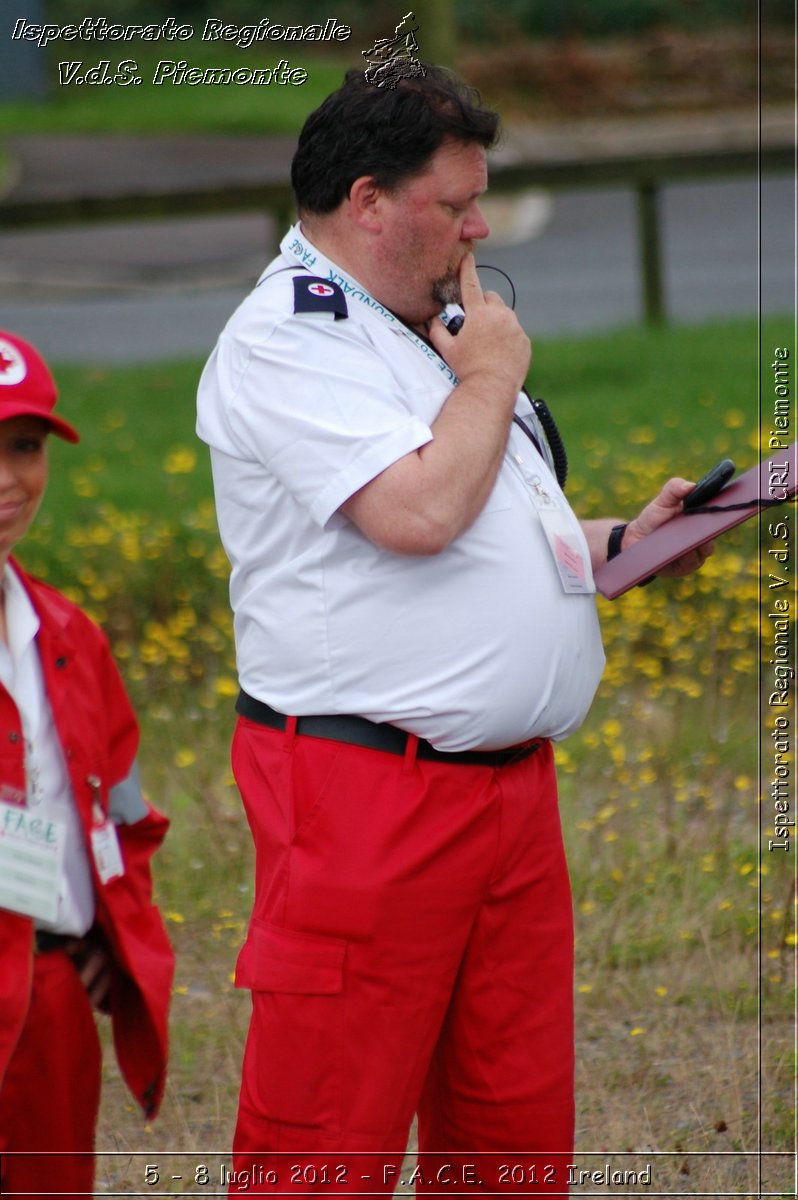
279;226;565;488
281;225;458;386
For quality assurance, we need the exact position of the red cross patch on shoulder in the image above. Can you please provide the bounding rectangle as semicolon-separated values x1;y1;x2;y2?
293;276;348;320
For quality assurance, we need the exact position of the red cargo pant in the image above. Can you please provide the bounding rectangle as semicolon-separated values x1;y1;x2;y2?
0;948;101;1200
230;718;574;1194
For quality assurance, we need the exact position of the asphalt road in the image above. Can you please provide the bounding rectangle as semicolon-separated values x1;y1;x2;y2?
0;173;791;364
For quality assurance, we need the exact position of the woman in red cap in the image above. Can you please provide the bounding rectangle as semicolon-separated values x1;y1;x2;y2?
0;331;174;1199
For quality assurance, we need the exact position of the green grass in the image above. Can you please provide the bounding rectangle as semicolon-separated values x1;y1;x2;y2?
532;314;790;484
16;312;793;1189
41;312;791;539
46;358;210;511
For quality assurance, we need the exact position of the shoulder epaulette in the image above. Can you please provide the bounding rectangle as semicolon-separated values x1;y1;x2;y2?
293;276;348;320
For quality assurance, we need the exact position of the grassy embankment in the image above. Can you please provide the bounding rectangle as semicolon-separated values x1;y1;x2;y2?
16;313;790;1195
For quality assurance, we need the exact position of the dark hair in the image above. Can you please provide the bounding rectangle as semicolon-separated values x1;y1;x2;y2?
291;65;501;216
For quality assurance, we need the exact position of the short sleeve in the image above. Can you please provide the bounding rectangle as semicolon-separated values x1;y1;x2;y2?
203;316;433;528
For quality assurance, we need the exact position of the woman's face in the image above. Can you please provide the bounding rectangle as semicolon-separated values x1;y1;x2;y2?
0;417;49;564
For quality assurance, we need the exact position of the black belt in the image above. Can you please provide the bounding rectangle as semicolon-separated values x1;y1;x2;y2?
236;691;545;768
35;930;77;954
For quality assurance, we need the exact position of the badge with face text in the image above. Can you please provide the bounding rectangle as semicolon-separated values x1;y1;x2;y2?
0;798;66;923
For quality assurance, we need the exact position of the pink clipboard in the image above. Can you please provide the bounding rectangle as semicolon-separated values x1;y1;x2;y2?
593;443;797;599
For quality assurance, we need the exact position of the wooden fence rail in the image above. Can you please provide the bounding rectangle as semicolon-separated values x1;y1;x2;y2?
0;117;792;325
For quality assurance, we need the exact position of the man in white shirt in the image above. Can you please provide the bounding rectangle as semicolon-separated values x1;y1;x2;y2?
197;65;708;1191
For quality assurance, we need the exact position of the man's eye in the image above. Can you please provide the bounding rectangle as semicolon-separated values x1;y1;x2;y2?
14;439;44;453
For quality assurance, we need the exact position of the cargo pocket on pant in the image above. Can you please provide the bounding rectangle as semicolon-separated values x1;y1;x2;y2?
238;919;346;1131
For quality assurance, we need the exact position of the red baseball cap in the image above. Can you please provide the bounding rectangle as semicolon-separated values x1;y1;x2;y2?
0;331;79;443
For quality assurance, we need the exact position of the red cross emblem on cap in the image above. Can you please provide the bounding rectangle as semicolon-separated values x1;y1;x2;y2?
0;340;25;386
308;283;335;297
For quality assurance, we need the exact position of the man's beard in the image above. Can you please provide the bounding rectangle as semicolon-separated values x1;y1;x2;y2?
430;243;475;310
431;271;462;308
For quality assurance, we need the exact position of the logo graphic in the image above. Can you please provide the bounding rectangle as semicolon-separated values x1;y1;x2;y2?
0;340;26;386
362;12;425;89
293;276;348;320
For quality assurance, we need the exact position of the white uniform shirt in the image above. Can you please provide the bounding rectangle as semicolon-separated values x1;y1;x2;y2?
197;226;605;752
0;564;94;934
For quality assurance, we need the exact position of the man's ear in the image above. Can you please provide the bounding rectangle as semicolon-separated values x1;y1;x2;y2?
348;175;387;232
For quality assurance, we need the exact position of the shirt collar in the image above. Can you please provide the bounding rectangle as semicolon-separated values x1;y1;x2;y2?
2;562;41;666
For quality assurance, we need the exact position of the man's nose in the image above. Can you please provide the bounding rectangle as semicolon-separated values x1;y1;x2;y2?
463;203;490;241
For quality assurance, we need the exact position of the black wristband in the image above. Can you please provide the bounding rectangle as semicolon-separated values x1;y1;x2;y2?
607;524;627;560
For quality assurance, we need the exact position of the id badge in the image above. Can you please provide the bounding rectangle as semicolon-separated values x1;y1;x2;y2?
91;817;124;885
539;510;594;593
0;798;66;923
528;484;595;595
